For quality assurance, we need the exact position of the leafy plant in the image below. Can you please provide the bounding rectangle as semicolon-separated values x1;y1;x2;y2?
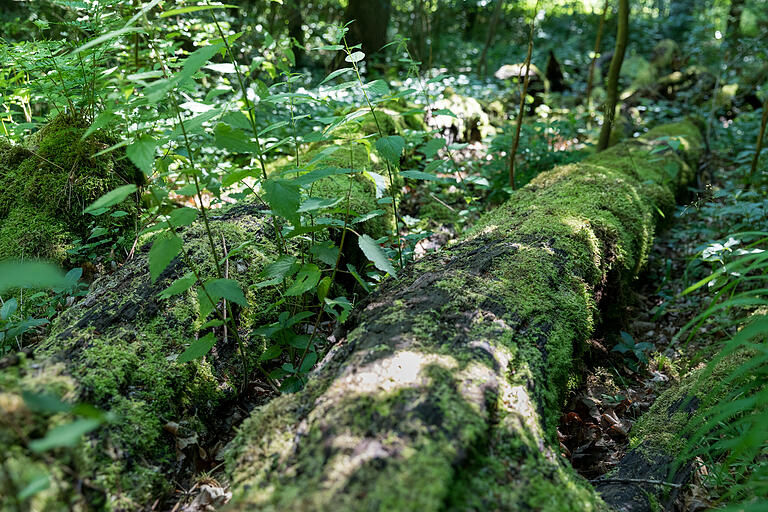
612;330;655;366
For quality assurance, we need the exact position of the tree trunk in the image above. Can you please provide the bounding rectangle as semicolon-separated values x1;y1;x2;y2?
586;0;609;111
287;0;305;66
225;121;704;511
344;0;392;58
477;0;504;77
598;0;629;151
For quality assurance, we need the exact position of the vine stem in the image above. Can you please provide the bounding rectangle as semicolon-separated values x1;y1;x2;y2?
343;35;404;269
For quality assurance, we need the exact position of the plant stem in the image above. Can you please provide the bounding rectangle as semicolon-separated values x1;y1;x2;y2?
748;96;768;187
508;0;539;189
597;0;629;152
344;37;404;268
585;0;609;114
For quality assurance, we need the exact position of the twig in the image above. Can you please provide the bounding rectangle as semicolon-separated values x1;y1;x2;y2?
591;477;683;488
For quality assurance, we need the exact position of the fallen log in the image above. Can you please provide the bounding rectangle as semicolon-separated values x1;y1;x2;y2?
225;121;704;511
0;148;386;509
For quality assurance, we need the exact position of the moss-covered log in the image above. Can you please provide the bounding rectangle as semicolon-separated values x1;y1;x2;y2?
225;121;704;511
596;339;761;511
0;114;141;263
0;157;387;508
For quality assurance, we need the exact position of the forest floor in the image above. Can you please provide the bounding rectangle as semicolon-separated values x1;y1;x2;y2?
557;144;751;510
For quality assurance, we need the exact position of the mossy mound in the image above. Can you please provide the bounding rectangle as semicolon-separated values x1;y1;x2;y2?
0;114;140;263
0;203;283;509
224;122;703;510
429;87;494;143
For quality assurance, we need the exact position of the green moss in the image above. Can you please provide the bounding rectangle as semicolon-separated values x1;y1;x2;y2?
0;114;139;263
225;122;703;510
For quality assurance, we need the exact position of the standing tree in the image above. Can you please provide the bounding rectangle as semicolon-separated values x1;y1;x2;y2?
343;0;392;58
477;0;504;77
585;0;609;113
508;1;539;188
749;96;768;186
597;0;629;151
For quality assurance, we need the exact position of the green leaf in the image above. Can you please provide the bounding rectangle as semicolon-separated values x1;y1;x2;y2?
197;286;216;319
205;279;247;306
363;79;390;96
309;242;339;266
317;276;332;303
259;344;283;361
22;391;71;413
29;419;102;452
298;196;343;213
158;273;196;299
260;255;298;280
81;111;115;140
0;261;66;293
375;135;405;164
126;135;156;175
264;179;301;225
83;185;137;214
299;351;317;373
72;27;144;55
214;123;260;153
320;67;353;85
358;234;396;276
17;473;50;500
421;138;445;158
285;264;321;296
351;209;385;224
400;170;442;181
423;159;446;173
1;298;18;321
177;333;216;363
149;235;183;282
176;44;222;84
345;51;365;63
169;207;198;227
160;4;238;17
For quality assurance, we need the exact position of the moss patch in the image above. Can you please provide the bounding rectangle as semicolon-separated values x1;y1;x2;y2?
0;114;140;263
224;122;703;511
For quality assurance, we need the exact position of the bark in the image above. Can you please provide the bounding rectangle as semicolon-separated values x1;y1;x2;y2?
598;0;629;152
586;0;609;111
343;0;392;58
225;121;704;511
749;96;768;186
477;0;504;77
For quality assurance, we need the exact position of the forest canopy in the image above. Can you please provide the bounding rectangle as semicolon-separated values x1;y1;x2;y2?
0;0;766;510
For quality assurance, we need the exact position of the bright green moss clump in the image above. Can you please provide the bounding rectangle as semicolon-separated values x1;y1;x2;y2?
0;114;139;262
225;122;703;511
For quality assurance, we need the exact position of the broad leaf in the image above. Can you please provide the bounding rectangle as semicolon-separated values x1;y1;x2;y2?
177;333;216;363
358;234;396;276
158;273;196;299
149;235;183;281
214;123;260;154
264;179;301;225
375;135;405;164
29;419;102;452
84;185;137;214
345;51;365;63
0;261;66;293
126;136;157;175
285;264;321;296
205;278;248;306
169;207;198;227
